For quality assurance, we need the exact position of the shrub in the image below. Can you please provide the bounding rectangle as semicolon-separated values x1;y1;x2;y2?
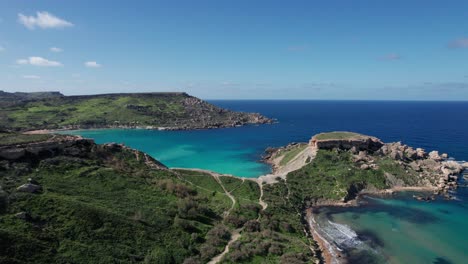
244;220;261;232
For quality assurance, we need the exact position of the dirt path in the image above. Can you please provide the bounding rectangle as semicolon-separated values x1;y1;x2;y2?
172;168;237;217
212;173;236;217
257;181;268;211
207;228;242;264
258;145;317;184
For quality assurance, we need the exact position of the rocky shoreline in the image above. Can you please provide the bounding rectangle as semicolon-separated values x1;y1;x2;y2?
261;132;467;264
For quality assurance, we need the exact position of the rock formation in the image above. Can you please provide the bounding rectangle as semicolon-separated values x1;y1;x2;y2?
310;132;384;152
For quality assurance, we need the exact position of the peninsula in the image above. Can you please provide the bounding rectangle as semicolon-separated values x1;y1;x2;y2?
0;91;273;131
260;131;466;263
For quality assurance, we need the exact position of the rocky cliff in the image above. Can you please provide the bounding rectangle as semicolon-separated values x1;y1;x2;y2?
310;132;384;152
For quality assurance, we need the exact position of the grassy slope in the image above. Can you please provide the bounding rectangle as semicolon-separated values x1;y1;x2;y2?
287;149;387;203
222;180;315;263
1;132;418;264
0;132;52;146
0;93;266;131
278;144;308;166
313;131;367;140
0;138;242;264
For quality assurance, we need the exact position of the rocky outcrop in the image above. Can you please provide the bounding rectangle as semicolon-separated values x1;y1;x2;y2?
0;135;94;161
281;132;466;199
0;134;168;173
310;133;384;152
102;142;167;170
375;141;464;195
17;183;42;193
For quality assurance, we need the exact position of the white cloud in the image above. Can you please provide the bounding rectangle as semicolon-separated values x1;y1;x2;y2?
50;47;63;52
18;11;73;30
16;56;63;67
84;61;102;68
0;45;4;52
22;75;41;79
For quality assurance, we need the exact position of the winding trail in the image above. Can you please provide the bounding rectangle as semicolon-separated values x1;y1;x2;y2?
207;228;242;264
172;147;320;264
257;181;268;211
172;168;237;216
212;173;236;217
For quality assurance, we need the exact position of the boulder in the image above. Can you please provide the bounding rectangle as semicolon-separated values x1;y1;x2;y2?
462;162;468;169
390;150;403;160
409;162;421;171
404;147;418;160
360;164;370;170
379;145;389;155
442;161;464;175
17;183;42;193
429;151;442;161
416;148;427;159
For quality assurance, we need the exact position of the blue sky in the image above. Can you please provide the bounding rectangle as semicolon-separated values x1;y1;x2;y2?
0;0;467;100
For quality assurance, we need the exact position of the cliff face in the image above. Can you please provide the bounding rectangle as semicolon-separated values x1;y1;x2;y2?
310;132;384;152
0;134;167;170
0;91;273;131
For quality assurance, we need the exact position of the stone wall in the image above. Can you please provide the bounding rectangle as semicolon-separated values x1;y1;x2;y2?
309;136;384;152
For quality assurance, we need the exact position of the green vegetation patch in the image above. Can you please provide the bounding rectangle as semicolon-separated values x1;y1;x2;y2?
223;180;315;263
0;144;234;263
0;132;52;146
287;149;388;203
314;131;368;140
279;144;308;166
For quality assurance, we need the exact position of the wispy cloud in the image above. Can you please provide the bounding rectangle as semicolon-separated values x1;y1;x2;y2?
0;45;4;52
448;38;468;49
385;82;468;92
50;47;63;52
22;75;41;79
17;56;63;67
379;53;401;61
287;45;309;52
18;11;73;30
84;61;102;68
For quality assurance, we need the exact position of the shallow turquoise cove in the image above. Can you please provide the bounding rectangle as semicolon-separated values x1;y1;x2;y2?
66;129;271;177
316;192;468;263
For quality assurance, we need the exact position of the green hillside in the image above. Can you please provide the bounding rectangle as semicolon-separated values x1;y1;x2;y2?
0;91;271;131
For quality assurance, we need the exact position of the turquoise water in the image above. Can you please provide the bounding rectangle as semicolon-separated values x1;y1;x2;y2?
66;100;468;263
315;190;468;264
68;101;468;177
68;128;271;177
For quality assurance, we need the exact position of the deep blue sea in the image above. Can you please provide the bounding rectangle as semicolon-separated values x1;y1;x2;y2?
68;100;468;264
211;100;468;162
72;101;468;177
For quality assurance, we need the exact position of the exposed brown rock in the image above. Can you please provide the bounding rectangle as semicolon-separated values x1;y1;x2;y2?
309;133;384;152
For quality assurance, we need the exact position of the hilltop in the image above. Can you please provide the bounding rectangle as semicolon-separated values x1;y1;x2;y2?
263;131;465;202
0;91;273;131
